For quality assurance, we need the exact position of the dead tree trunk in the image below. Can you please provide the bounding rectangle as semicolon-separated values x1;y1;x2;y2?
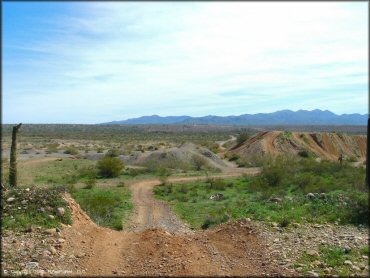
9;123;22;187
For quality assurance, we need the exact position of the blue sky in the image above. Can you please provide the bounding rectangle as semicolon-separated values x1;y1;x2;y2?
3;2;368;124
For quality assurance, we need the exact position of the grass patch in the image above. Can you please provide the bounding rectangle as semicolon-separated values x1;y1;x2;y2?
71;187;133;230
294;245;369;276
31;159;96;185
154;157;368;229
2;185;72;231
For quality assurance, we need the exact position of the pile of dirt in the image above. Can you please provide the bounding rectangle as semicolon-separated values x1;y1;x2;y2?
119;143;228;170
229;131;367;162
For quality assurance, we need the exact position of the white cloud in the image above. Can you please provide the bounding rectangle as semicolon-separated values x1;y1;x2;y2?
3;2;368;123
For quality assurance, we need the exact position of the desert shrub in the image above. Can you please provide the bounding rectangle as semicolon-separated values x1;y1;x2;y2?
45;143;59;154
236;132;250;146
156;167;171;177
279;218;290;227
154;182;173;196
206;178;229;190
177;184;189;194
97;157;124;178
191;154;208;171
201;210;230;229
97;147;104;153
106;148;121;157
64;146;79;155
343;192;369;225
83;178;96;189
228;153;240;161
117;181;125;187
124;167;149;177
78;165;98;179
63;173;79;185
261;165;284;187
298;150;309;158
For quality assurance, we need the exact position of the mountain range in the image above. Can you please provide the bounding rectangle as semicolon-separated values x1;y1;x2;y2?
102;109;368;126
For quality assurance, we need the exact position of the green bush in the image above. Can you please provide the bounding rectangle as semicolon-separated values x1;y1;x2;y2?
97;157;124;178
64;146;79;155
106;149;121;157
298;150;309;158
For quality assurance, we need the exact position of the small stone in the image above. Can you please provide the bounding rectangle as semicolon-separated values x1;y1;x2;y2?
48;215;55;220
56;207;65;216
362;255;368;260
76;253;86;258
26;262;39;269
49;246;57;255
351;265;360;271
21;200;27;205
25;188;30;192
344;260;353;266
45;228;56;235
307;271;319;277
306;193;316;199
358;264;366;270
307;250;319;257
57;238;65;243
6;197;15;203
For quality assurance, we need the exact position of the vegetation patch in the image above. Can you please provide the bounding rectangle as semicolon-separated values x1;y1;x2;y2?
2;185;72;231
294;245;369;276
155;157;368;229
71;187;133;230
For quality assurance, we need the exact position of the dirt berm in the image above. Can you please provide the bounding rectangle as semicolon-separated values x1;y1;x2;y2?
229;131;366;162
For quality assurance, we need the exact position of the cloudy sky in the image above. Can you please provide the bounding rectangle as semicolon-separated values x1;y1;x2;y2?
3;2;368;124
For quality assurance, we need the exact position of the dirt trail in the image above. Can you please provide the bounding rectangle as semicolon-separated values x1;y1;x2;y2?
128;170;260;234
58;168;292;276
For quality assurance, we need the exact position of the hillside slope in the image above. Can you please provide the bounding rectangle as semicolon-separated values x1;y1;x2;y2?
229;131;367;161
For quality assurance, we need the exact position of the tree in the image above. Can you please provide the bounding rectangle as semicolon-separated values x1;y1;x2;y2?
9;123;22;187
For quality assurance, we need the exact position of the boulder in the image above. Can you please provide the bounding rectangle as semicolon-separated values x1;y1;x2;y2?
209;193;224;201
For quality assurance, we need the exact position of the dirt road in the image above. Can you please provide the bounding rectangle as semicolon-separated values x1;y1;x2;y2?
57;168;293;276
